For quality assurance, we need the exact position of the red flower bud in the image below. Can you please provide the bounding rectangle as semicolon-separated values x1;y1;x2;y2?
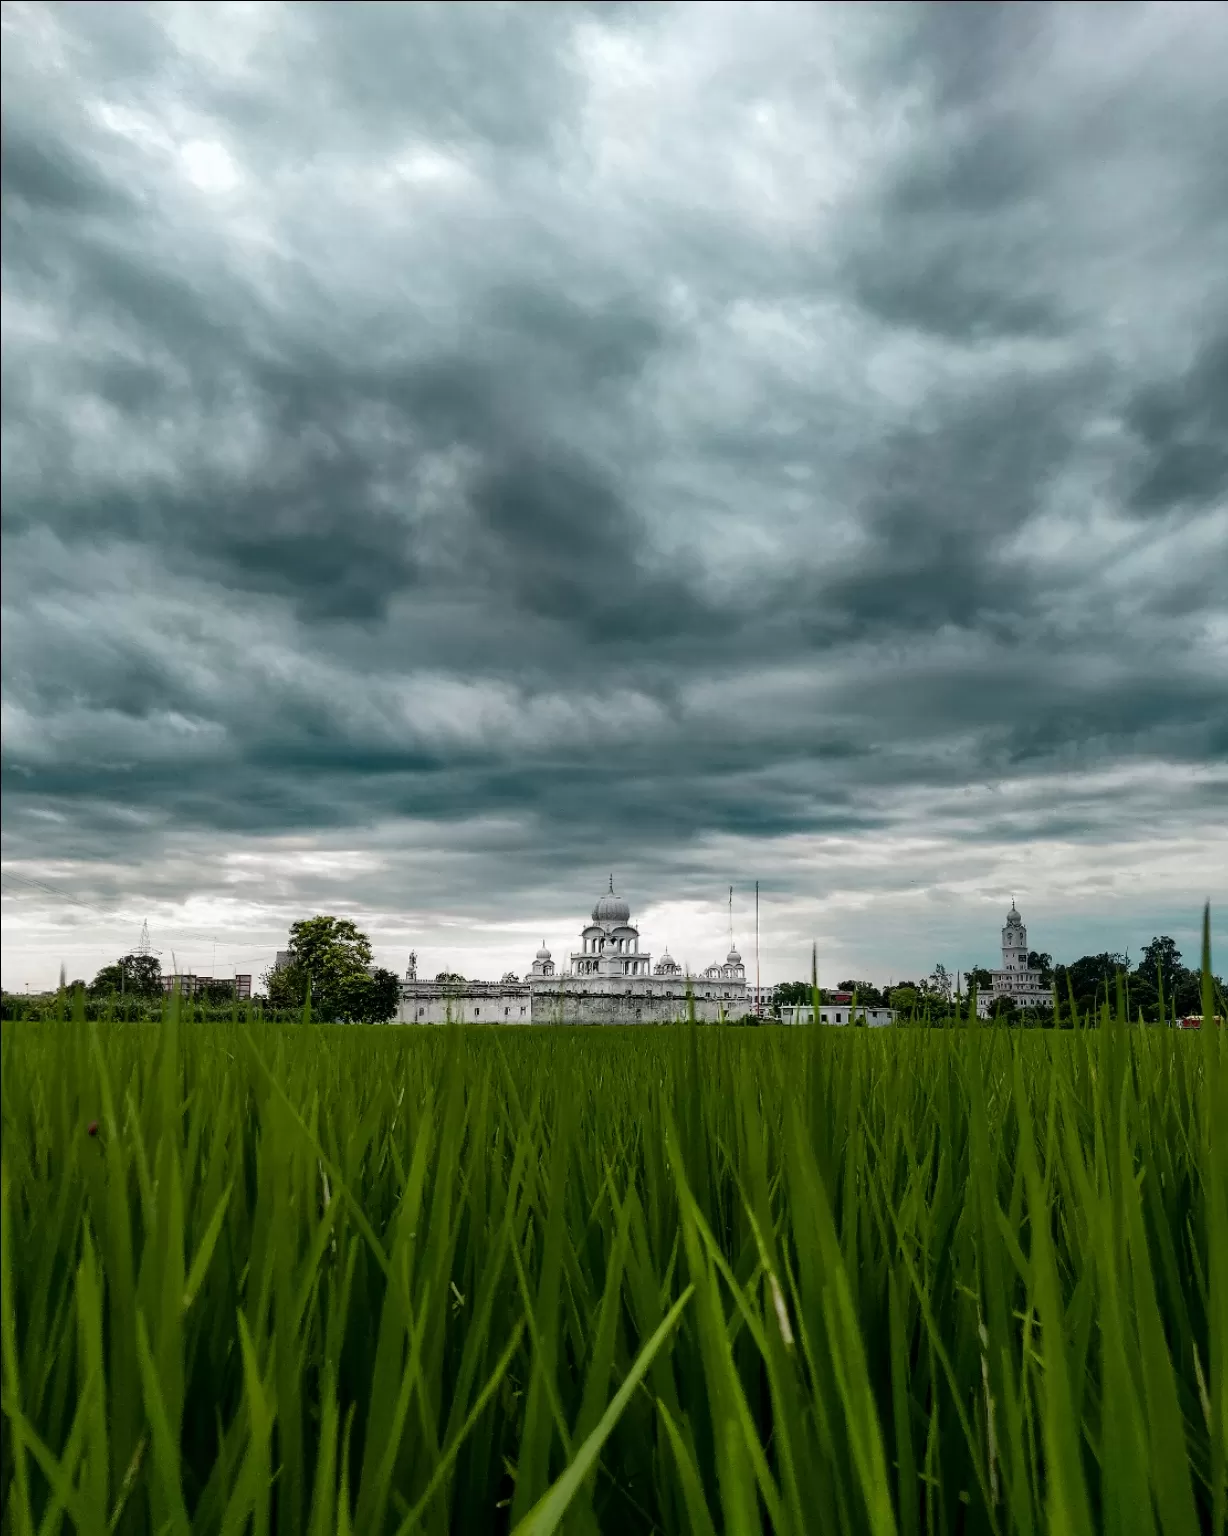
87;1120;99;1137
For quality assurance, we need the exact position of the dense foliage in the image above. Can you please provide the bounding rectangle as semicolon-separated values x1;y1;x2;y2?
263;916;401;1026
1054;938;1214;1024
0;994;305;1026
88;954;164;1000
1;928;1223;1534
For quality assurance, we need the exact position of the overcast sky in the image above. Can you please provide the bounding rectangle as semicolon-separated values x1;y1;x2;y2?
2;0;1226;993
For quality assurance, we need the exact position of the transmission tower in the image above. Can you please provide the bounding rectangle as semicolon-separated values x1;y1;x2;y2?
138;920;152;957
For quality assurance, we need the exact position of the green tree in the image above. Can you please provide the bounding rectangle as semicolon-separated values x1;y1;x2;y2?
197;978;239;1006
336;967;401;1025
263;915;376;1020
1137;934;1181;980
889;986;918;1013
774;981;811;1009
89;952;162;998
838;978;886;1007
1027;951;1054;984
1173;967;1223;1018
1054;952;1127;1020
1134;936;1186;1015
265;960;309;1012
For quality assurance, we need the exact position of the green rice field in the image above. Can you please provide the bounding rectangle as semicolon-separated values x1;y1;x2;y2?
2;935;1225;1533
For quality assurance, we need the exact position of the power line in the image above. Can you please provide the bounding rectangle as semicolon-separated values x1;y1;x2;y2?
0;870;118;919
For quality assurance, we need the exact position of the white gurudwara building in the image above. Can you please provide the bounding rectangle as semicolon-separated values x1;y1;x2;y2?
397;879;750;1024
976;901;1052;1017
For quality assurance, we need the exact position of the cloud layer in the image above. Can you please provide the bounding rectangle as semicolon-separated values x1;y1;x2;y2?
3;0;1226;987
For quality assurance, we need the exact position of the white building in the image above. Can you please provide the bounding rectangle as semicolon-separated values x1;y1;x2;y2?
780;1003;896;1027
977;902;1052;1017
398;879;751;1024
744;983;773;1015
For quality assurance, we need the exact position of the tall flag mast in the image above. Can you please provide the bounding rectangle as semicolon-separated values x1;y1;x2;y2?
755;881;760;1017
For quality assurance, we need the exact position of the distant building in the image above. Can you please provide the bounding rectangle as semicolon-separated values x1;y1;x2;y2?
977;902;1051;1017
780;1003;896;1027
398;880;750;1024
745;983;773;1015
160;973;251;999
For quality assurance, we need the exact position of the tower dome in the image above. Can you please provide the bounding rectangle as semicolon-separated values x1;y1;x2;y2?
655;947;681;975
592;875;631;927
530;939;556;979
726;947;742;965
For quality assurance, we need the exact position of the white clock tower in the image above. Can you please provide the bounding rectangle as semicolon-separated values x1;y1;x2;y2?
977;902;1052;1016
1002;902;1027;970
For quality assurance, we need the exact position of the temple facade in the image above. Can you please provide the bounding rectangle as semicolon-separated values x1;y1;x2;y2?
976;901;1052;1016
397;880;750;1024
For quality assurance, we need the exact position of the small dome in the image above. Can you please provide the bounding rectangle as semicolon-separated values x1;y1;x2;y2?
592;876;630;927
727;948;742;965
535;940;551;960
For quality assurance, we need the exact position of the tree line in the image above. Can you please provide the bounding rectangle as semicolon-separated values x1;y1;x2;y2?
770;934;1223;1025
1;915;402;1024
6;921;1220;1028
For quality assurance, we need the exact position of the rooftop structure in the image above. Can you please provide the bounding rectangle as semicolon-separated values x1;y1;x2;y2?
398;880;750;1024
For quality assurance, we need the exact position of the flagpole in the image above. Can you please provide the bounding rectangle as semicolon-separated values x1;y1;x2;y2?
755;880;760;1018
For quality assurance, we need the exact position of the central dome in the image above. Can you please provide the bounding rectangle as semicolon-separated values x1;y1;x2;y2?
592;876;631;927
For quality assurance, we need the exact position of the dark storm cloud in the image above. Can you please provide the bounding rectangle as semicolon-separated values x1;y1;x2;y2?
1;119;136;218
1125;332;1228;516
2;0;1226;949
